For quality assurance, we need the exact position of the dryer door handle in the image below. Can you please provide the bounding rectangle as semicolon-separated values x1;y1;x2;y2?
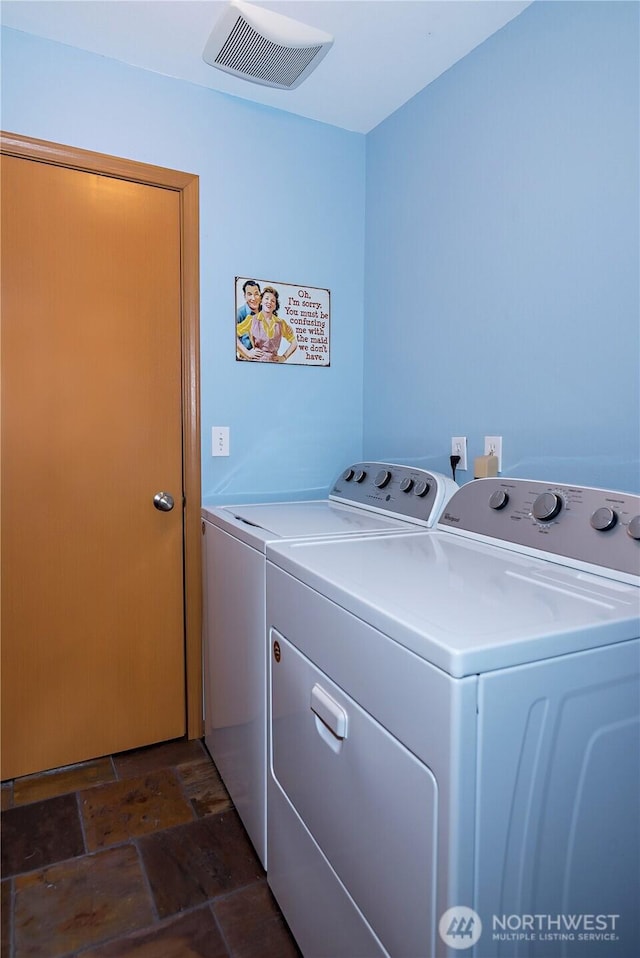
311;684;348;740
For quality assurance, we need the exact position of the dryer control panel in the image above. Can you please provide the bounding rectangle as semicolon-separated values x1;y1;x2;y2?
438;478;640;581
329;462;457;528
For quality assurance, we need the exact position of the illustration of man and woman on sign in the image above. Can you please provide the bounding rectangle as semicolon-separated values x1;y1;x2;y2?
236;278;298;363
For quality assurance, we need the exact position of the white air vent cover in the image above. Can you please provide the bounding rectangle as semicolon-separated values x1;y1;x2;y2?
203;1;333;90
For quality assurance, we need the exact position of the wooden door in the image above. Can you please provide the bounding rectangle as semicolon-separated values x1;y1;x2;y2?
1;137;201;780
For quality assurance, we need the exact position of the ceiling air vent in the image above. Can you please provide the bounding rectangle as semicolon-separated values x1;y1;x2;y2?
203;1;334;90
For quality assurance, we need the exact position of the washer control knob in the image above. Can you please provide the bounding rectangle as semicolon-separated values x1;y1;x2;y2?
400;477;414;493
590;507;618;532
532;492;562;522
489;490;509;511
374;469;392;489
414;480;430;497
354;469;367;483
627;515;640;540
342;468;354;482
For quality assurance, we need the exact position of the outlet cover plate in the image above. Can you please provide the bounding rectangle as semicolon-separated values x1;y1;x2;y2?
451;436;467;471
484;436;502;472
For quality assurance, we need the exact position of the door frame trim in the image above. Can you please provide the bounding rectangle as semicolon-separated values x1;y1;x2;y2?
1;131;203;740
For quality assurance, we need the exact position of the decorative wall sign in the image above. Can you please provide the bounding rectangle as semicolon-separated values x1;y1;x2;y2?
235;277;330;366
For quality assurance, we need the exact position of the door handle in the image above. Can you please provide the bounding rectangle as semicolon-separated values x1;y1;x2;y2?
311;684;348;740
153;492;175;512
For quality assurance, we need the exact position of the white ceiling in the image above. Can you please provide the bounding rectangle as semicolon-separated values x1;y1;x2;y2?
1;0;533;133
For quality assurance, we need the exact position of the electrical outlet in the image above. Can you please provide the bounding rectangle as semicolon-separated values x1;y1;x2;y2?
451;436;467;471
212;426;230;457
484;436;502;472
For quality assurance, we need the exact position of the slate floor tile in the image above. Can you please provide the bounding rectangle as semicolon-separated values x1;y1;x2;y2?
138;809;263;918
177;758;233;818
213;881;301;958
81;905;230;958
80;768;194;850
13;844;154;958
13;757;116;806
113;738;208;779
2;879;12;957
1;741;300;958
1;793;84;878
1;782;13;811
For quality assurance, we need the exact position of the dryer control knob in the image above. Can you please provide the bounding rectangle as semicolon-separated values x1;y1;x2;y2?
590;507;618;532
489;490;509;511
342;468;354;482
627;515;640;540
414;480;430;497
400;477;414;493
374;469;392;489
532;492;562;522
354;469;367;483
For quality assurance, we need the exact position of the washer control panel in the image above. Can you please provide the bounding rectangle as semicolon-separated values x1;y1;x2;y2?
329;462;458;527
439;478;640;580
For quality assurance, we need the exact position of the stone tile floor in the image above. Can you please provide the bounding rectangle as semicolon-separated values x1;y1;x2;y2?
1;739;301;958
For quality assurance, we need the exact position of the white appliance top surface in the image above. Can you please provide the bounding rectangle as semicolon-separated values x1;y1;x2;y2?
266;531;640;677
202;498;421;551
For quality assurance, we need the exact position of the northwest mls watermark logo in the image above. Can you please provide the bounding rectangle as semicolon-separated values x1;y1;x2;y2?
439;907;483;949
439;908;622;950
491;913;620;944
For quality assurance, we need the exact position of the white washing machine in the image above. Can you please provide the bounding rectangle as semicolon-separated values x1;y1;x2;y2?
266;478;640;958
201;462;457;867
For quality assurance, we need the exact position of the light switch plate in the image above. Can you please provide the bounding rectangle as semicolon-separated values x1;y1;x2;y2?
212;426;230;457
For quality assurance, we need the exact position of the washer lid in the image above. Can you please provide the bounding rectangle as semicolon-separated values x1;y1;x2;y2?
202;498;420;551
266;531;640;676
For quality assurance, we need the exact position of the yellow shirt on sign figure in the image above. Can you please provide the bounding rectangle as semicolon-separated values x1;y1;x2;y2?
237;286;298;363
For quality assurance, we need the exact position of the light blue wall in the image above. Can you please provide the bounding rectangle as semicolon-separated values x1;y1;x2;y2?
1;27;366;504
4;1;639;499
364;0;640;492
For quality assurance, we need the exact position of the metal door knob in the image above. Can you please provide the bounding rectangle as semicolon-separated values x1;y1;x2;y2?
153;492;175;512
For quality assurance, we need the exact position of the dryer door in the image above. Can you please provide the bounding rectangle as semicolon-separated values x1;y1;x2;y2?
269;629;438;958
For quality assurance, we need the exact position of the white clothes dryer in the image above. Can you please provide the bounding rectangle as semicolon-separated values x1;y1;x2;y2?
266;478;640;958
201;462;457;867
